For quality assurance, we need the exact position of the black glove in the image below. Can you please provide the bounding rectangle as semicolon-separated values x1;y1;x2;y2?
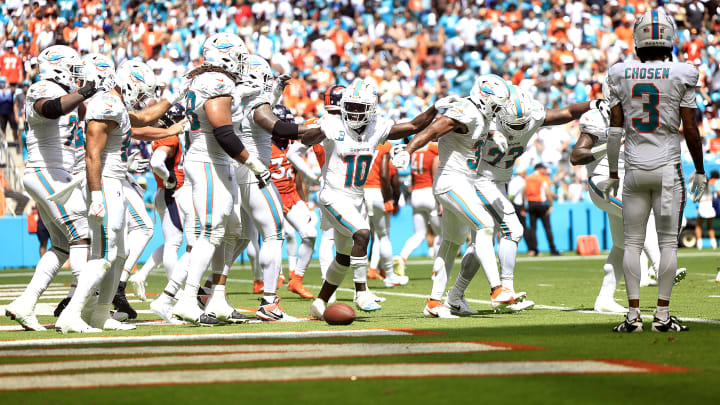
78;82;99;99
255;169;272;189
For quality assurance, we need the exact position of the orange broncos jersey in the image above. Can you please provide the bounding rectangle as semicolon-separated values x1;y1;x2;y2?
365;142;397;189
410;142;438;191
152;135;185;190
304;117;326;169
270;142;302;211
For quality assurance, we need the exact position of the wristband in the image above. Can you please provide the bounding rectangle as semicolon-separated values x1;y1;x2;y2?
90;190;104;204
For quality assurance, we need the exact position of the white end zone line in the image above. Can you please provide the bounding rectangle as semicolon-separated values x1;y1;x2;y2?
0;328;439;348
0;342;538;374
0;359;689;391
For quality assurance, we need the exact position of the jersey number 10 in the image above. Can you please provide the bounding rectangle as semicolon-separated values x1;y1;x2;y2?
343;154;373;187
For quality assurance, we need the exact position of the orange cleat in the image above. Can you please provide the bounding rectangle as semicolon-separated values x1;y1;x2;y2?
367;267;384;280
288;274;314;299
253;280;264;294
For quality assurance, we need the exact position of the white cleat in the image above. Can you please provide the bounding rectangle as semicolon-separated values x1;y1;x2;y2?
594;296;627;313
55;314;102;333
393;256;406;277
5;301;46;331
102;318;136;330
445;293;479;315
423;300;459;318
128;274;148;302
505;300;536;312
362;288;386;303
205;294;252;324
309;298;327;320
354;291;382;312
172;297;206;324
383;273;409;288
150;297;185;324
490;287;516;312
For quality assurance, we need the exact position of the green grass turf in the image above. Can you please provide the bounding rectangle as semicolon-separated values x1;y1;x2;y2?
0;252;719;404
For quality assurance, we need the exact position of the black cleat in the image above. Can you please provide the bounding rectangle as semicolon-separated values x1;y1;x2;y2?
197;313;222;326
113;282;137;319
612;316;643;333
651;316;689;332
54;297;71;317
197;286;212;310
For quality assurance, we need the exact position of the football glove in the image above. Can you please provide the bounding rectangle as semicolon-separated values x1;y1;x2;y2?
434;95;462;110
601;178;620;202
491;132;508;153
164;173;177;190
691;173;708;203
127;151;149;173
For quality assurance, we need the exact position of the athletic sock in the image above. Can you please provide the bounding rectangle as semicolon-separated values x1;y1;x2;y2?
453;248;479;298
351;255;369;284
295;238;314;277
628;306;641;320
260;239;283;294
430;240;459;301
654;305;669;321
183;238;217;298
475;228;501;287
17;248;67;309
68;244;88;279
135;245;162;281
498;238;517;282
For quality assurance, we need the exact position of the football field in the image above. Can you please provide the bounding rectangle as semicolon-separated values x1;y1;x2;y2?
0;252;719;404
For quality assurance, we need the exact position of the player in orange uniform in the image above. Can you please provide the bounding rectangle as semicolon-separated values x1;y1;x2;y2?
269;105;317;299
395;142;441;276
364;141;408;287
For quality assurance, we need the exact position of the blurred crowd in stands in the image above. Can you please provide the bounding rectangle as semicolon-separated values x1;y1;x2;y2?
0;0;719;213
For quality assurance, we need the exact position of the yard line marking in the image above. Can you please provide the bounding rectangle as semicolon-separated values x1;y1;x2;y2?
0;341;540;373
0;328;440;348
0;359;689;391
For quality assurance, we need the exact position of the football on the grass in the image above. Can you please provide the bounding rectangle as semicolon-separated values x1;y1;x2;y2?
324;303;355;325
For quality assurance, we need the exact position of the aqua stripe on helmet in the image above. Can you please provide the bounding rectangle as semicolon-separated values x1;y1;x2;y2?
508;85;522;119
651;10;658;40
353;80;362;97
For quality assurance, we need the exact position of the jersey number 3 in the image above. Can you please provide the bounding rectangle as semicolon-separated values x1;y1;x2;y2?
631;83;659;133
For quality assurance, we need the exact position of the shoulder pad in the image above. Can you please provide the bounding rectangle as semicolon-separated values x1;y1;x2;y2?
578;109;608;139
27;80;66;103
190;72;235;99
86;93;125;122
678;63;700;88
442;98;477;126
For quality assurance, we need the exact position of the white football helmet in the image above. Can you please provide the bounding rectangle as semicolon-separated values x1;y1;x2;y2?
202;32;249;77
246;54;273;93
37;45;83;91
81;53;116;93
469;74;511;119
115;60;156;109
633;8;676;49
341;79;378;129
495;85;534;137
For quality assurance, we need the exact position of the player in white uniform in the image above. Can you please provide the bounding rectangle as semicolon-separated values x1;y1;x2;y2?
448;85;606;313
170;33;273;325
5;46;106;331
392;75;516;318
603;8;706;332
55;59;185;332
308;78;452;319
571;94;687;313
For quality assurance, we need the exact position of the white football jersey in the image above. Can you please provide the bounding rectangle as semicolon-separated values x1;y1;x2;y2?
237;91;274;184
318;114;393;204
578;109;625;177
606;60;698;170
24;80;79;172
85;92;132;179
478;100;546;183
184;71;236;166
71;120;87;174
434;97;491;193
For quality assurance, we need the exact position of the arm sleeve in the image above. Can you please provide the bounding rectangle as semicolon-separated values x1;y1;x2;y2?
287;141;318;179
150;149;170;180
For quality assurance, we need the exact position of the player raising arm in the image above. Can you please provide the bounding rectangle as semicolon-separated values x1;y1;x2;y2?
303;78;452;318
